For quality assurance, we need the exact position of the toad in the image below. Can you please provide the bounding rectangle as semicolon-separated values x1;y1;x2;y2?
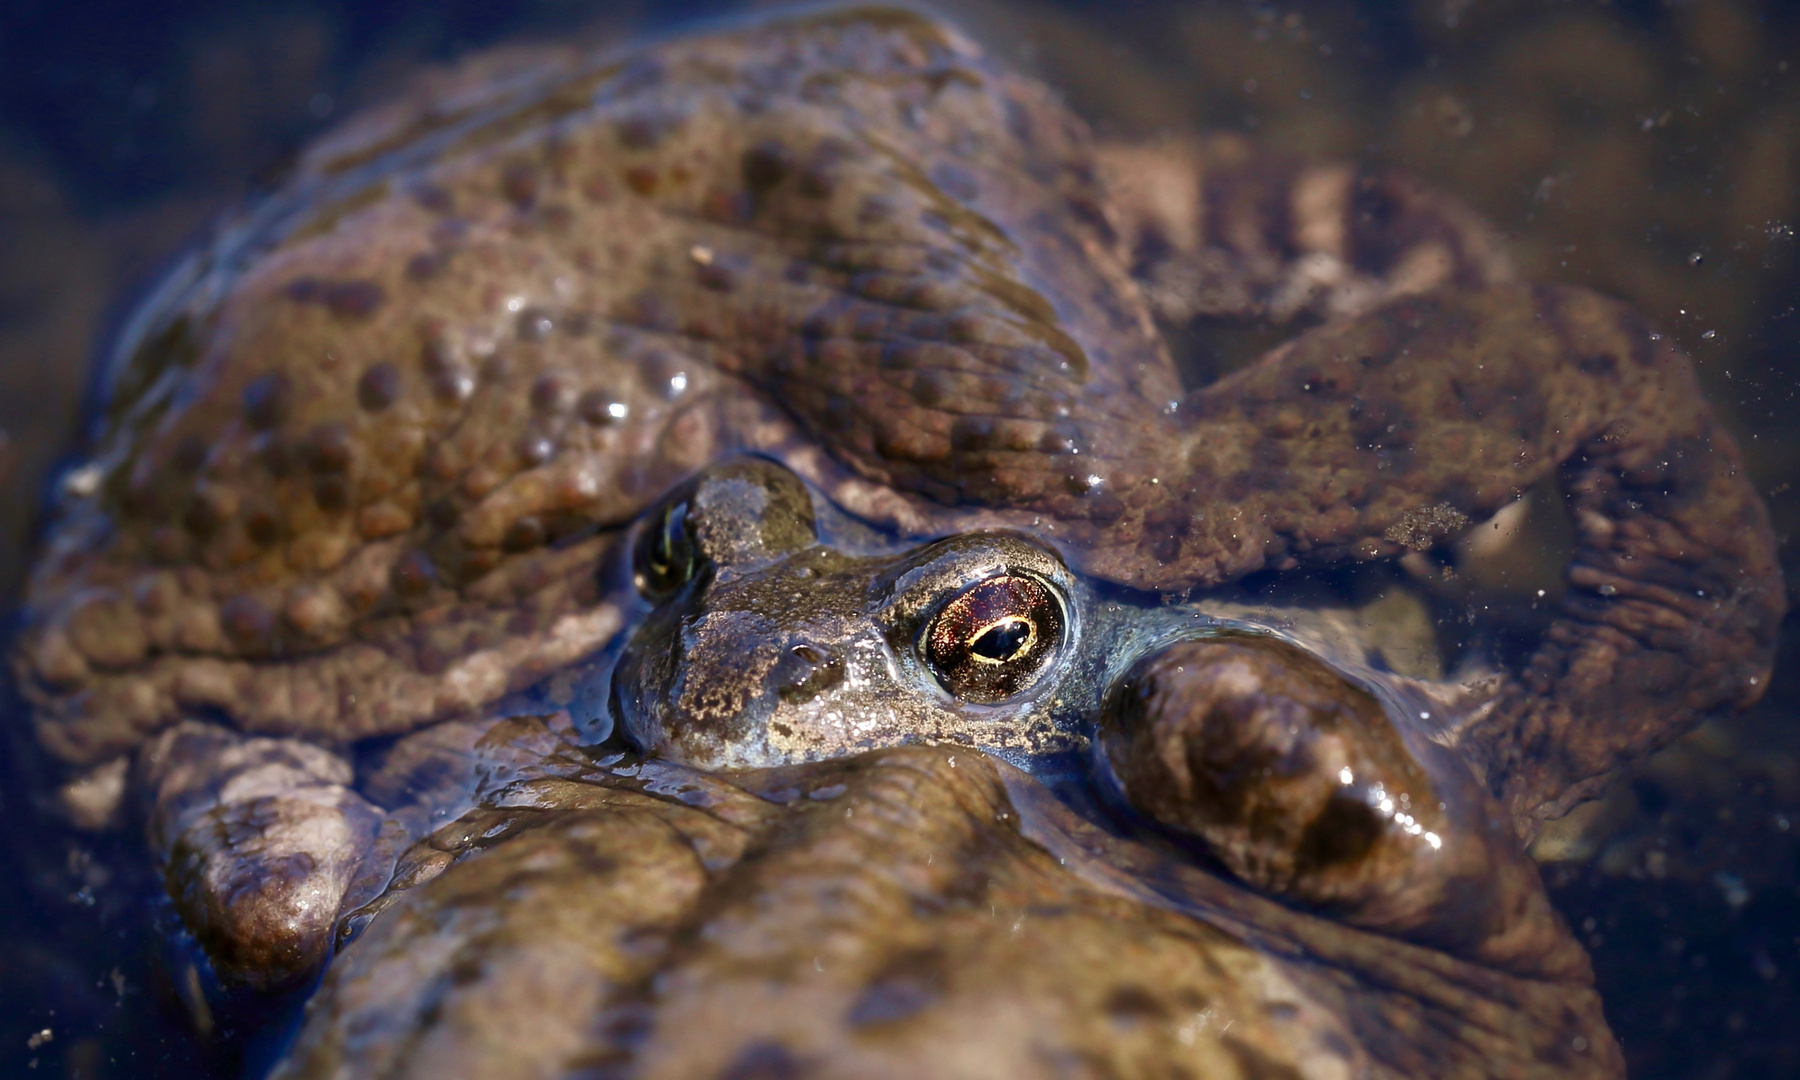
10;8;1782;1078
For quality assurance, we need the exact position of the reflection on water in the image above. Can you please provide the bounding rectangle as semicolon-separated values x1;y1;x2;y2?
0;1;1796;1076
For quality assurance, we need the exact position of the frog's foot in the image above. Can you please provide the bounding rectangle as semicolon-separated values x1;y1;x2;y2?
1099;635;1588;982
142;722;382;988
1095;136;1513;326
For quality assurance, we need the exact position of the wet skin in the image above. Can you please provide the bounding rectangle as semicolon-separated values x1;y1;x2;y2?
616;458;1582;974
6;6;1785;1078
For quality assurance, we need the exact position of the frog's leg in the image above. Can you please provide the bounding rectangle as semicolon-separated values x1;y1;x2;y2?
1097;634;1589;982
141;721;381;989
141;707;607;988
1162;284;1784;829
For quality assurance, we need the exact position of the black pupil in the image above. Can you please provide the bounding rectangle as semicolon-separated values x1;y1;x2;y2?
656;506;688;573
971;618;1031;661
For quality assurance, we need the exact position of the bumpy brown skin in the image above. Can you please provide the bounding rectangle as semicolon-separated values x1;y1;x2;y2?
1098;637;1589;984
278;739;1623;1080
4;5;1782;1076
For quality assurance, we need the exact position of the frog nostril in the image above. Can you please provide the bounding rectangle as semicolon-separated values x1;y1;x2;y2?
776;641;844;703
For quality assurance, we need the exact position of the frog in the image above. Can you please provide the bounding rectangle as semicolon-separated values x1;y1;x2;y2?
263;455;1718;1078
7;6;1783;1078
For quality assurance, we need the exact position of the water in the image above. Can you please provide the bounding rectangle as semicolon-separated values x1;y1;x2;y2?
1;1;1796;1076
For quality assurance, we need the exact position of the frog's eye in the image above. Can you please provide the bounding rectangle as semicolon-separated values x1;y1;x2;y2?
924;574;1065;704
634;499;698;598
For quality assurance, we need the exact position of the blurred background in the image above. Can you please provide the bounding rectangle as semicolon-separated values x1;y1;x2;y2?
1;0;1797;1076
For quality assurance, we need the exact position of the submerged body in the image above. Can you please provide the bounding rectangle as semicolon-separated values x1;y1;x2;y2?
8;7;1783;1078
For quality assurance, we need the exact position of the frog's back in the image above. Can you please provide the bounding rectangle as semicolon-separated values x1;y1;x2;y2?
17;7;1153;770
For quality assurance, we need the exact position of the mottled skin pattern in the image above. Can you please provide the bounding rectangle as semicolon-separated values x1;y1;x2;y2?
5;7;1783;1079
274;735;1610;1080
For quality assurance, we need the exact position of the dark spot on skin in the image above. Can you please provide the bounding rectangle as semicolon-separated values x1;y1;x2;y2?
516;308;555;342
1578;352;1618;377
1105;986;1170;1025
339;282;386;318
517;432;555;467
742;141;793;194
242;373;291;430
696;260;738;293
412;184;454;214
577;390;625;426
425;499;460;531
530;372;570;413
287;279;387;319
846;977;936;1028
245;508;281;547
391;550;436;597
616;112;679;150
313;476;350;512
502;515;546;552
219;595;276;649
624;166;659;196
306;423;355;473
502;163;540;209
357;363;401;412
1294;791;1385;874
284;278;324;303
718;1042;807;1080
406;251;448;280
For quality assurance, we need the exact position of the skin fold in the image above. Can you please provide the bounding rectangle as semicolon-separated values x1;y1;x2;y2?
5;7;1782;1077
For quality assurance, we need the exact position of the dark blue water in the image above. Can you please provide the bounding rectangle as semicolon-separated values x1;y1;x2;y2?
2;2;1797;1077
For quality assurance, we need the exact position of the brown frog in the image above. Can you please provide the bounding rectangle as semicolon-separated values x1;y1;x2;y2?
8;7;1783;1078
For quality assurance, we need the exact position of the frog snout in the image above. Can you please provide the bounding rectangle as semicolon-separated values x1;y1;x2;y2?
772;639;845;704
